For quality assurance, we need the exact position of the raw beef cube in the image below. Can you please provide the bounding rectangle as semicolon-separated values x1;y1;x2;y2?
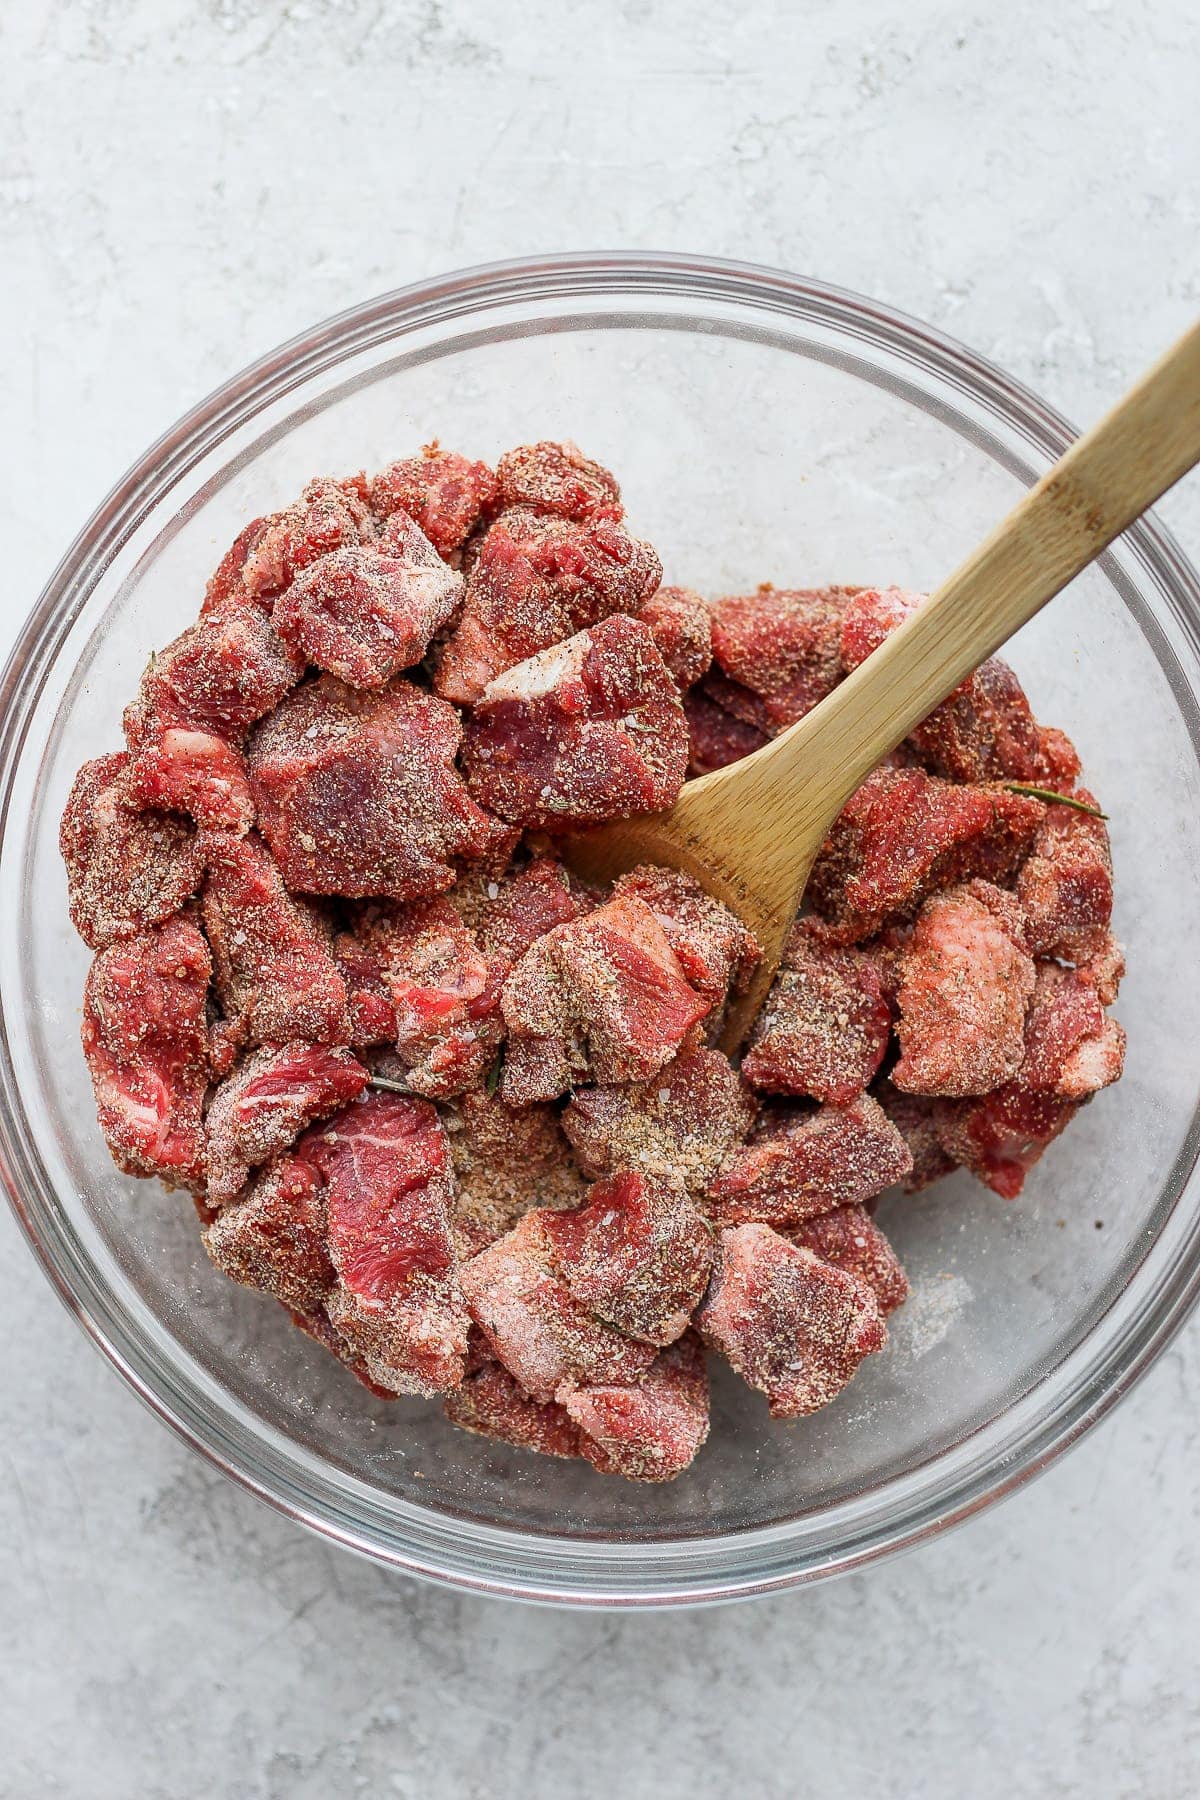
742;924;891;1105
697;1223;886;1417
500;893;712;1104
444;1087;585;1257
611;865;760;1009
202;1155;334;1311
477;856;596;967
494;439;622;522
875;1081;959;1192
786;1205;909;1313
563;1332;711;1482
272;532;462;688
892;881;1036;1097
839;587;1056;783
1016;961;1126;1101
708;1094;913;1227
60;751;205;949
443;1362;584;1460
332;929;398;1046
123;601;305;829
562;1045;756;1194
708;585;851;732
459;1211;656;1403
684;687;769;774
204;1041;369;1204
203;516;272;615
288;1301;406;1399
637;585;713;690
240;476;377;603
298;1091;468;1395
434;509;662;705
934;1086;1077;1201
1078;930;1125;1007
806;767;1045;943
247;674;504;899
462;616;688;828
368;445;499;557
1016;791;1114;960
81;913;211;1188
202;832;350;1055
347;897;505;1098
540;1170;714;1345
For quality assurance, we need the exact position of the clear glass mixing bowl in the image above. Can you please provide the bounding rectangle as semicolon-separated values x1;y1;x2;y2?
4;253;1200;1606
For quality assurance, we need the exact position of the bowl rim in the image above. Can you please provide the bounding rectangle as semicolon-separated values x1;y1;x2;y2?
5;249;1200;1607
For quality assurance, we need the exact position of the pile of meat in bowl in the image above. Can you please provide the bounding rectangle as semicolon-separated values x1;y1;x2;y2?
60;439;1125;1483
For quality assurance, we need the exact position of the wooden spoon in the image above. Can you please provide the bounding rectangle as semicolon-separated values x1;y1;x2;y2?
565;317;1200;1053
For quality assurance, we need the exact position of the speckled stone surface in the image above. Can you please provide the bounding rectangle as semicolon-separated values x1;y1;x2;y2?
3;4;1199;1795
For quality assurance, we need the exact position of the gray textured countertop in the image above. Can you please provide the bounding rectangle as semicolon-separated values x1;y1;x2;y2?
3;4;1198;1794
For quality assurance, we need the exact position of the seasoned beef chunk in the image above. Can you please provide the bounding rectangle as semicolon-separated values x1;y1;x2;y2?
247;674;504;898
204;1042;368;1204
876;1081;959;1192
611;866;759;1010
462;616;689;828
60;751;205;949
459;1210;656;1403
297;1091;468;1395
239;476;377;604
1016;792;1114;960
476;856;597;965
807;767;1045;943
443;1361;584;1460
444;1087;585;1257
562;1332;710;1482
892;881;1036;1098
562;1046;756;1195
708;1094;913;1228
707;585;851;732
742;924;891;1105
368;446;499;557
697;1223;886;1417
684;686;769;774
81;914;211;1188
434;508;662;705
637;585;713;691
786;1205;909;1313
202;833;350;1057
500;893;712;1104
494;440;622;522
540;1170;713;1346
203;1155;334;1312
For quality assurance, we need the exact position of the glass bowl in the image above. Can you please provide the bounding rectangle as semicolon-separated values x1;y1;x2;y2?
4;252;1200;1607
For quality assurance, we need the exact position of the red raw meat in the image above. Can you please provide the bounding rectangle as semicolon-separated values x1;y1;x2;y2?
562;1045;756;1194
298;1090;468;1394
123;600;305;830
204;1041;368;1204
494;439;622;522
247;674;504;898
500;892;712;1104
684;686;769;774
1016;791;1114;960
840;587;1061;783
477;856;596;967
459;1210;656;1403
368;445;499;557
445;1086;585;1257
346;897;506;1097
203;1155;334;1312
81;913;211;1188
434;508;662;705
203;516;273;615
708;1093;913;1227
563;1332;711;1482
697;1223;886;1417
239;476;377;604
461;615;689;828
892;881;1036;1097
272;530;462;688
934;1086;1077;1201
708;585;852;732
806;766;1045;943
60;750;206;949
443;1361;584;1460
742;923;891;1104
787;1205;909;1313
611;865;760;1010
202;833;350;1058
875;1081;959;1192
540;1170;714;1345
637;585;713;690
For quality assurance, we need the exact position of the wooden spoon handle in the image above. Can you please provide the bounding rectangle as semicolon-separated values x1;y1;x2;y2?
703;314;1200;895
